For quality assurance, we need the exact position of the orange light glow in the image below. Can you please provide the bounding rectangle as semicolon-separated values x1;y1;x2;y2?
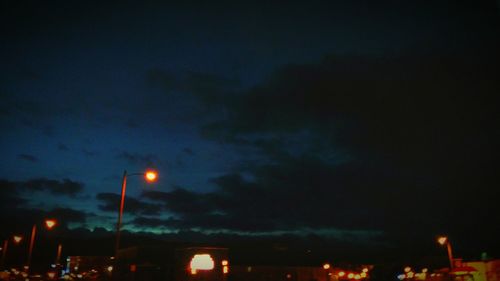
362;268;368;273
223;266;229;274
338;271;346;277
47;272;56;279
145;170;158;182
354;274;361;280
13;235;23;243
407;272;414;278
422;268;428;273
404;267;411;273
222;260;228;266
437;236;448;245
190;254;214;272
323;263;331;270
348;273;354;279
45;219;57;229
361;272;367;278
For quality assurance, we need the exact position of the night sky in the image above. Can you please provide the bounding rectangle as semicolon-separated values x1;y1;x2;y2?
1;0;499;262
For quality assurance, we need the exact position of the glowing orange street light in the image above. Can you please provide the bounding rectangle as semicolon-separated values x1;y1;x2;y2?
348;273;355;279
145;170;158;182
115;169;159;257
338;271;346;277
323;263;331;281
13;236;23;244
45;219;57;229
27;219;58;272
437;236;454;269
437;236;447;245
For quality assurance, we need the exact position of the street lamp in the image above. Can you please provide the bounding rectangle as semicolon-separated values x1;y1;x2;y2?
1;235;24;270
323;263;331;281
114;169;158;257
27;219;58;271
437;236;454;269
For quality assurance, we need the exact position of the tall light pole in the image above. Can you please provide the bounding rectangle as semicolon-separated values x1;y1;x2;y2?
437;236;454;269
114;169;158;258
323;263;331;281
27;219;58;272
1;235;23;270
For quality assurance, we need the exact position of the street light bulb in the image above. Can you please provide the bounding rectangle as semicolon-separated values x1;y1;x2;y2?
145;170;158;182
323;263;331;270
45;219;57;229
13;235;23;243
338;271;345;277
437;236;448;245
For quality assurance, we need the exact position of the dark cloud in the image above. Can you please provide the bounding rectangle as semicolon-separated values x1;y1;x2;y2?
82;148;98;157
96;192;162;216
18;153;38;162
116;152;161;166
0;178;84;197
57;143;69;151
46;207;89;224
182;148;194;155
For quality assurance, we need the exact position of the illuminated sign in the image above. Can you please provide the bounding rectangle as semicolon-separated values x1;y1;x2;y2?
190;254;214;274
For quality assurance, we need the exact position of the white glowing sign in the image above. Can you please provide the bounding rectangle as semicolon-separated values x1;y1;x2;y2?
190;254;214;273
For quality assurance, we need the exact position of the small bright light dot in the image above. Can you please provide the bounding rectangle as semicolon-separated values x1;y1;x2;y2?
323;263;331;270
13;236;23;243
348;273;354;279
404;267;411;273
397;274;406;280
422;268;428;273
45;219;57;229
338;271;345;277
145;170;158;182
107;266;113;272
222;260;228;266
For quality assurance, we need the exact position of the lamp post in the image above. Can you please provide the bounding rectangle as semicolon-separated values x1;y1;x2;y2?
27;219;58;272
1;235;23;270
437;236;454;269
323;263;331;281
114;169;158;257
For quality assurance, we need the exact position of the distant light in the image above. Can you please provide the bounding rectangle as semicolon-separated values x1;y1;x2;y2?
45;219;57;229
13;235;23;243
323;263;331;270
437;236;448;245
247;266;252;272
348;273;354;279
422;268;428;273
222;260;228;266
362;268;369;273
47;272;56;279
404;267;411;273
287;273;292;279
76;274;82;278
223;266;229;274
107;266;113;272
51;264;56;268
190;254;214;273
407;272;414;278
397;274;406;280
361;272;367;278
145;170;158;182
354;274;361;280
338;271;345;277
